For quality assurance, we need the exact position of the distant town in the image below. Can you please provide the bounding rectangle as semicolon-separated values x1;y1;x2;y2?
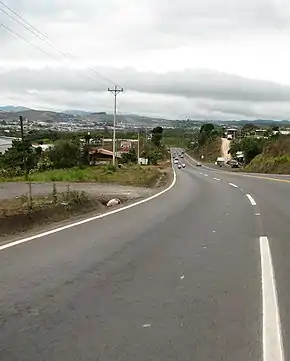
0;106;290;138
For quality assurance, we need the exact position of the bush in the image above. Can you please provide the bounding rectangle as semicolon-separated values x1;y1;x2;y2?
121;151;137;163
48;140;80;169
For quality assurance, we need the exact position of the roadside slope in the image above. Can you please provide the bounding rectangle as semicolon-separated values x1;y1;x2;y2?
245;136;290;174
190;136;221;162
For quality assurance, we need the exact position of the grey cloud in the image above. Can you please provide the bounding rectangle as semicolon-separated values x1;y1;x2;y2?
0;66;289;120
0;66;290;103
2;0;290;52
2;88;289;120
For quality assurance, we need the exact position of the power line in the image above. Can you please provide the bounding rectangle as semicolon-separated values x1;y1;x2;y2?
0;1;125;123
0;21;111;88
0;0;49;40
0;4;78;63
0;22;59;61
0;0;117;87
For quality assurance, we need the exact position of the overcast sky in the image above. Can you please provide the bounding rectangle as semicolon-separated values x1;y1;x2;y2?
0;0;290;120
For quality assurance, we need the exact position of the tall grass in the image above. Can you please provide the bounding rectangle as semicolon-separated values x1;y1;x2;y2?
245;154;290;173
0;164;162;187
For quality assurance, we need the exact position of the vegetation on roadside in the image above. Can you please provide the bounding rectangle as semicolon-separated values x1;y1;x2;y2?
245;136;290;173
186;123;222;161
229;137;265;164
0;188;101;237
0;164;165;187
162;128;196;148
0;126;171;185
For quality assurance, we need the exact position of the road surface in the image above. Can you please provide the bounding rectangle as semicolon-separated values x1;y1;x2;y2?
0;149;288;360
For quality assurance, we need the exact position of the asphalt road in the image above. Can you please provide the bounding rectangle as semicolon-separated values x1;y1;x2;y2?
0;149;288;360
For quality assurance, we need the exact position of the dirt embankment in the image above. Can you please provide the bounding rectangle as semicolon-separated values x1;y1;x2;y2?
221;138;232;160
0;166;173;238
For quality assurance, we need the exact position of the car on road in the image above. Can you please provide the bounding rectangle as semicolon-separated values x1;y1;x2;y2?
196;162;202;166
228;159;239;168
178;164;182;169
182;163;186;168
174;159;178;164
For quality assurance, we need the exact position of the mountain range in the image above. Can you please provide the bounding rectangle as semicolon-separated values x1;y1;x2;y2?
0;106;174;126
0;106;288;126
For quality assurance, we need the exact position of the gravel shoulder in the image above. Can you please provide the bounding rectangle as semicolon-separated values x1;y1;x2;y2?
0;182;158;201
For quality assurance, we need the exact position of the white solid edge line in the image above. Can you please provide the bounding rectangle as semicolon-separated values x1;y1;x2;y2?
260;236;284;361
246;193;257;206
229;182;238;188
0;158;177;252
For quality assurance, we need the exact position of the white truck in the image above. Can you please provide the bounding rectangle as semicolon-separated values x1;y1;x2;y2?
216;157;225;167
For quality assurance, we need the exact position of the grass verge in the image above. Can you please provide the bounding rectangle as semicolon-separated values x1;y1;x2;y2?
0;189;104;237
0;164;166;187
245;154;290;174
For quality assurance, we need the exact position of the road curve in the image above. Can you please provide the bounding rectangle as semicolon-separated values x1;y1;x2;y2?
0;150;287;360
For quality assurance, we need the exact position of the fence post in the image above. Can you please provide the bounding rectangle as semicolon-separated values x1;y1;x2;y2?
28;181;33;209
52;182;57;203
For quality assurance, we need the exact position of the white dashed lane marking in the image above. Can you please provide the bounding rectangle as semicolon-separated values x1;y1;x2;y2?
246;194;257;206
229;183;238;188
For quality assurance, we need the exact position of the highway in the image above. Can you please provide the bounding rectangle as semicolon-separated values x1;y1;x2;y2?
0;150;288;360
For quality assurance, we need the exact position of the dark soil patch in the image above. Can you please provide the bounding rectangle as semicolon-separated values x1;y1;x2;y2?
0;199;103;237
0;192;131;238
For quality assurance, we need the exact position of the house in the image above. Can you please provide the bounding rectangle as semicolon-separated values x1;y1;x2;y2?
89;147;122;163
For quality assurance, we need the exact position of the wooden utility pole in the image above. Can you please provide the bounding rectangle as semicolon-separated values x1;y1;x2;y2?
108;85;123;165
19;115;24;140
20;116;28;181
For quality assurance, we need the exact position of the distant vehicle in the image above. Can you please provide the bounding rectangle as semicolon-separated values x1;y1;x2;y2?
174;159;178;164
178;164;182;169
180;155;184;158
229;159;239;168
216;157;225;167
182;163;186;168
227;134;233;140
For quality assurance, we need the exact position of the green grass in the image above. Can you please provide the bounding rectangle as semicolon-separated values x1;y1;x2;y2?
245;154;290;173
0;165;162;187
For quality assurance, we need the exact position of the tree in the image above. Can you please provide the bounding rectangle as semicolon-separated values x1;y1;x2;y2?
264;128;274;138
197;123;218;146
200;123;214;134
1;139;39;176
230;137;264;164
48;140;80;169
121;150;137;163
151;126;163;147
84;133;91;145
